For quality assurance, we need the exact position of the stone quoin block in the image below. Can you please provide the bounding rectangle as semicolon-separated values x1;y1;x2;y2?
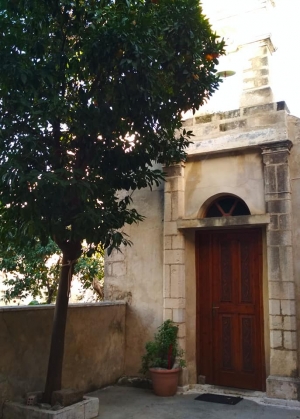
171;192;185;220
281;300;296;316
266;199;291;215
267;376;300;400
164;221;178;236
163;267;171;299
279;246;294;281
283;316;297;331
284;331;297;350
264;165;277;193
267;230;292;246
164;249;185;265
170;265;185;298
267;246;280;280
172;234;185;250
270;349;298;377
269;315;283;329
270;330;282;349
173;308;185;324
164;177;185;194
164;298;186;309
279;214;292;231
269;214;279;230
163;309;173;321
164;235;172;250
164;192;172;222
276;164;291;193
269;281;295;300
269;299;281;316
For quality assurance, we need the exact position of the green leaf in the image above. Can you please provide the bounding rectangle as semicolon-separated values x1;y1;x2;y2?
0;0;224;262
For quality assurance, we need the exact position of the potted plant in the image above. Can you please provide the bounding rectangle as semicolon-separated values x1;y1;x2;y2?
141;319;186;397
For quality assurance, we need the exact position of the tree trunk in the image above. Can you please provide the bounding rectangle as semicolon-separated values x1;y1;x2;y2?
43;241;81;404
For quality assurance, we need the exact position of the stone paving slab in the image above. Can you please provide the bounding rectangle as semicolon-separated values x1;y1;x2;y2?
88;386;300;419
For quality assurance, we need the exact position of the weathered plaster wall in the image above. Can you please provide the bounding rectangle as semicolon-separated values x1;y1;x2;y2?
0;302;126;414
185;151;265;218
105;184;164;376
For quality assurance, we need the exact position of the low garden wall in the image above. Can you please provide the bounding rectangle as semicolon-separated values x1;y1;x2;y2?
0;302;126;416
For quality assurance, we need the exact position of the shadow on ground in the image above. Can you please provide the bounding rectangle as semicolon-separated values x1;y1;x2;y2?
88;386;300;419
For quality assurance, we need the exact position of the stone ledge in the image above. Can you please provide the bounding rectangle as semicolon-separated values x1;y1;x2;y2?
177;214;270;230
0;301;126;312
3;396;99;419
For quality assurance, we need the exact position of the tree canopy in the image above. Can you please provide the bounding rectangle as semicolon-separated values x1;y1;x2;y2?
0;0;224;402
0;0;224;256
0;239;104;304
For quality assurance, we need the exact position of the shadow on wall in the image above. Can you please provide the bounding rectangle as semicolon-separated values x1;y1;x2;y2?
0;302;126;417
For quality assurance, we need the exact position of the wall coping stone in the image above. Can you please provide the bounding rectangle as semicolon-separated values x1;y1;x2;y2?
184;101;289;125
0;300;126;313
182;101;296;156
187;127;288;156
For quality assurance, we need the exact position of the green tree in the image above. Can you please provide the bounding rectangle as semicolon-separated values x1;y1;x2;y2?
0;0;224;403
0;239;104;304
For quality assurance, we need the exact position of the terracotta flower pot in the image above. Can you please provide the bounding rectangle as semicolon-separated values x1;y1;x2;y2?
149;367;181;397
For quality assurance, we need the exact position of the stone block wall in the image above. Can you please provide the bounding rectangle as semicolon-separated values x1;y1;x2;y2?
261;142;298;382
183;101;289;143
163;164;186;351
239;39;275;107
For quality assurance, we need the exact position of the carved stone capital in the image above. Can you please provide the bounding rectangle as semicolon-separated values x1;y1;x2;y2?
163;163;185;178
261;140;292;165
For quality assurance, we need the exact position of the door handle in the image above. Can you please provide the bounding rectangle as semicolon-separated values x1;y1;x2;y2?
212;305;219;309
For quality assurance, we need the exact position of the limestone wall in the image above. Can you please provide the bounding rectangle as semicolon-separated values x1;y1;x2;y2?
288;115;300;381
104;184;164;376
0;302;126;414
103;102;300;399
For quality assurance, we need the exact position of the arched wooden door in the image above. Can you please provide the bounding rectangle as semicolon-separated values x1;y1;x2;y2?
196;229;265;391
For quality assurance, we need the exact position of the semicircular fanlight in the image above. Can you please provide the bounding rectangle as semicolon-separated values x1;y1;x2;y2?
205;196;250;218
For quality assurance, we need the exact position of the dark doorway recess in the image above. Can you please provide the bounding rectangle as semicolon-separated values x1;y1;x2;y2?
196;229;265;391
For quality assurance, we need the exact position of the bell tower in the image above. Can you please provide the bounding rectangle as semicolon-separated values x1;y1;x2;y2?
200;0;276;111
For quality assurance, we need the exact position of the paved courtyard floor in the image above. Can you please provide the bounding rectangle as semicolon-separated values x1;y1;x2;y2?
89;386;300;419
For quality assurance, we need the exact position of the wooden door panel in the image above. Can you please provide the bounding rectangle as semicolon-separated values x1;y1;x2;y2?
217;239;233;303
196;229;265;391
197;232;213;384
241;315;255;373
219;314;235;371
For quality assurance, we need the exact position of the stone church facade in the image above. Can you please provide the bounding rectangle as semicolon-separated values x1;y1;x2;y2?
105;0;300;400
